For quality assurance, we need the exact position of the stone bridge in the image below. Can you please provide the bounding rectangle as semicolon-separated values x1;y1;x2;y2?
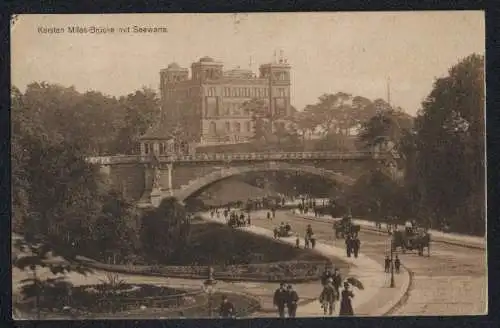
88;150;403;207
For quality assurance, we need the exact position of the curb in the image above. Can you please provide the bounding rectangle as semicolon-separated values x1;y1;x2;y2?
382;265;415;316
372;265;413;316
287;212;485;250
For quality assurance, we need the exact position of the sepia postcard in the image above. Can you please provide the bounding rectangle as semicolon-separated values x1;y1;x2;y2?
11;12;486;319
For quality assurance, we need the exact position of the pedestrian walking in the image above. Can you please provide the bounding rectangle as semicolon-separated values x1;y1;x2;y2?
332;268;342;301
219;295;235;318
339;282;354;316
295;234;300;248
273;282;287;318
394;255;401;273
274;227;279;239
310;233;316;249
304;236;310;249
321;268;333;286
272;208;276;219
353;236;360;258
345;236;352;258
286;284;299;318
267;211;271;220
319;279;338;315
384;255;390;273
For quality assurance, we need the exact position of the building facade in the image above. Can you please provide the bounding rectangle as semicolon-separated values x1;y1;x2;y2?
160;56;292;144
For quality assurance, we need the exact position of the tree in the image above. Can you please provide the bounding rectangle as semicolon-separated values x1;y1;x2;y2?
93;191;141;263
114;87;161;154
140;197;191;262
411;53;485;234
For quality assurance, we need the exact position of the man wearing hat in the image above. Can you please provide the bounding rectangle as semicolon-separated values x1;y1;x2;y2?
219;295;235;318
273;282;287;318
319;278;337;315
332;268;342;301
285;284;299;318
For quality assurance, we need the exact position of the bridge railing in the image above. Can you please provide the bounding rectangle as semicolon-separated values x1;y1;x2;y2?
88;151;391;165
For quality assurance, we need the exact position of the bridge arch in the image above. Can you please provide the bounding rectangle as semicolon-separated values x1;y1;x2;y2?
174;162;357;202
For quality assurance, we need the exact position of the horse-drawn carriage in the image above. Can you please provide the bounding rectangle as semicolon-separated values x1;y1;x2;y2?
334;216;360;239
392;226;431;256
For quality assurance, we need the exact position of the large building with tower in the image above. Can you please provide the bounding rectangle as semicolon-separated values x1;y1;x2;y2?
159;55;292;145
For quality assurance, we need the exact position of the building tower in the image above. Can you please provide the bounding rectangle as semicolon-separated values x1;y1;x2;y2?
160;63;189;122
258;51;292;122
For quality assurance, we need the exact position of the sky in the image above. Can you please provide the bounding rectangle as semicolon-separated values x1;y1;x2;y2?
11;12;484;116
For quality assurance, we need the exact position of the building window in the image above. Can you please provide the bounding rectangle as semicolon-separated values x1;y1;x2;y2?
144;143;149;154
224;87;230;97
265;88;269;97
207;87;216;97
234;122;241;133
245;121;251;132
225;121;231;132
209;121;217;135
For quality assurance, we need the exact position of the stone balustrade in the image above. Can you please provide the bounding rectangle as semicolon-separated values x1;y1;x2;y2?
87;151;390;165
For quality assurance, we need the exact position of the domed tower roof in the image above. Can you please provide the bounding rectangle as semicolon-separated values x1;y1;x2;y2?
167;62;181;69
200;56;215;63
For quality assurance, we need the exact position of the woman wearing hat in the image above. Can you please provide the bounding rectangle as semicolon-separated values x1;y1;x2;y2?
339;282;354;316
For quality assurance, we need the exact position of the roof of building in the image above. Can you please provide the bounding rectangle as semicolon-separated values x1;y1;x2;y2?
167;62;181;69
200;56;214;63
140;122;173;140
223;68;255;78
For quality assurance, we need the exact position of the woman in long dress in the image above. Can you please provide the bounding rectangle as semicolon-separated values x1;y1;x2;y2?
339;282;354;316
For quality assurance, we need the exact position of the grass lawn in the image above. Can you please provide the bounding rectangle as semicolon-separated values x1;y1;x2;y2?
167;221;329;266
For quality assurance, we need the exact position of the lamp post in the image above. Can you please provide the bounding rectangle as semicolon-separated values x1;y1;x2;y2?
202;266;217;318
390;239;395;288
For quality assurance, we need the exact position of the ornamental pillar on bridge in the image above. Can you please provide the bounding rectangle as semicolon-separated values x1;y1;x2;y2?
145;160;174;207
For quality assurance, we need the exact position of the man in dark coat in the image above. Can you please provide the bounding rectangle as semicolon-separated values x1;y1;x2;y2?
219;295;235;318
285;284;299;318
353;236;361;258
321;269;333;286
394;255;401;273
384;255;391;273
273;282;287;318
332;268;342;300
345;235;352;257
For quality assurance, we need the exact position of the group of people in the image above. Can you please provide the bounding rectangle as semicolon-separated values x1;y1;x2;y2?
319;267;355;316
345;234;361;258
266;208;277;220
384;255;401;273
274;221;292;238
227;211;250;228
273;283;300;318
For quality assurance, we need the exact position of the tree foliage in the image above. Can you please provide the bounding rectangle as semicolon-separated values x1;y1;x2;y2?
11;82;159;316
406;54;485;234
140;197;191;262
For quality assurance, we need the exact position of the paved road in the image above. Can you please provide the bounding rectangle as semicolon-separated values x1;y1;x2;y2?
251;210;487;316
